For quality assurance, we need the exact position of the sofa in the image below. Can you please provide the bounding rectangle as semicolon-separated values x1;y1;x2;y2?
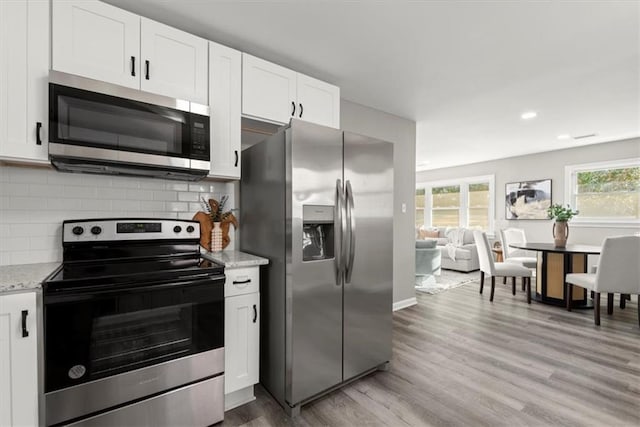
415;239;442;286
417;227;480;272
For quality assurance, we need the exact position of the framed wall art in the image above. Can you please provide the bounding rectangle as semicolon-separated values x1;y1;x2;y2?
505;179;552;220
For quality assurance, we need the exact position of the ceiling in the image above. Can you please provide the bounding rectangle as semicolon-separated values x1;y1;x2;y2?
106;0;640;171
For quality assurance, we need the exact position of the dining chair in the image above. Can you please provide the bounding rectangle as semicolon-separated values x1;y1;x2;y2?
474;230;532;303
500;228;537;268
565;235;640;326
500;228;537;290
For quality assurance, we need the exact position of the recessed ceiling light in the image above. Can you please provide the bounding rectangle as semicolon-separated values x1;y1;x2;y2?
521;111;537;120
557;134;571;140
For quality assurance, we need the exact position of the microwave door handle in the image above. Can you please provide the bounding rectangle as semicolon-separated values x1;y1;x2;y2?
345;180;356;284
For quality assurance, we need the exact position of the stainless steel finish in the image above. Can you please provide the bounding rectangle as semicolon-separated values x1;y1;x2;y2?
49;143;202;170
345;180;356;284
65;375;224;427
190;102;210;116
240;128;288;408
49;143;210;181
62;219;200;242
49;70;209;115
342;132;393;381
191;159;211;171
240;119;393;414
45;347;224;426
287;120;343;405
335;179;344;286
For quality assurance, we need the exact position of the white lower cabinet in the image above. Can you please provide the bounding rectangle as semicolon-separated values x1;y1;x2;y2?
224;267;260;411
0;292;38;427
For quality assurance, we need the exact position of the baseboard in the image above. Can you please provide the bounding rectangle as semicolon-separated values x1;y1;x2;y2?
393;297;417;311
225;386;256;411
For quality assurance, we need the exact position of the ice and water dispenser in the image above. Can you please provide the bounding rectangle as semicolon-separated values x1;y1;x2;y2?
302;205;334;261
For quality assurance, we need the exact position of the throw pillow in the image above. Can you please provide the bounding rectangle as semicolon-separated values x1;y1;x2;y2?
419;228;439;239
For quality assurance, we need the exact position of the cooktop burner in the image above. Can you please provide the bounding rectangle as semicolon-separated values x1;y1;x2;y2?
44;218;224;294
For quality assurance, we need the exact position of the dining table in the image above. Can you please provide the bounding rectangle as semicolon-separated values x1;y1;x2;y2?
509;243;601;308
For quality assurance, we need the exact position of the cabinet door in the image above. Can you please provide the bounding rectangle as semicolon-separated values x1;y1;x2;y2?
0;0;49;162
209;42;241;179
224;293;259;394
242;54;297;125
52;0;140;89
140;18;208;104
0;292;38;427
297;74;341;129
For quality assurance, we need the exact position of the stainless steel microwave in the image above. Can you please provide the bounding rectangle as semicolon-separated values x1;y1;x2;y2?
48;71;210;181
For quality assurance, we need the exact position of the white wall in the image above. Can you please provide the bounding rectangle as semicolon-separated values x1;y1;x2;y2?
0;164;236;265
416;137;640;249
341;99;417;305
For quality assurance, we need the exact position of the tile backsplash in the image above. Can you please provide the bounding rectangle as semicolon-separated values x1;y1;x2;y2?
0;165;237;266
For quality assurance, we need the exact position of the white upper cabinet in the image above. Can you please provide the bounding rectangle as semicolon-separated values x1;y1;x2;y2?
209;41;241;179
0;292;39;427
0;0;49;162
296;74;340;129
52;1;208;104
140;18;208;105
242;53;340;128
242;54;298;125
52;0;140;89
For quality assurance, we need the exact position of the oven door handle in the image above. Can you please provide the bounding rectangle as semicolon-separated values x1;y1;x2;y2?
44;276;225;303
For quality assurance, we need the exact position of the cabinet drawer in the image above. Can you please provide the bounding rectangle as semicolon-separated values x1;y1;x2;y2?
224;267;259;297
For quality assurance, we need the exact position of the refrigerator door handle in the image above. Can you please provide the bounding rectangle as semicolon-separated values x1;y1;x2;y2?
335;179;345;286
345;180;356;283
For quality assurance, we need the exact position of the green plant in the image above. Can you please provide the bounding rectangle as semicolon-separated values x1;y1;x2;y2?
547;203;579;221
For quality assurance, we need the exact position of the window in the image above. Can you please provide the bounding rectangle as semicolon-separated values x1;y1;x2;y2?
431;185;460;228
468;183;491;230
415;188;425;228
565;158;640;226
416;175;495;232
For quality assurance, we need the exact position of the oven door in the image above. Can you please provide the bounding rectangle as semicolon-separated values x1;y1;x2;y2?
44;275;223;389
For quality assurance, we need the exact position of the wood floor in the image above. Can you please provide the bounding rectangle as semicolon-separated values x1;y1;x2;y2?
223;279;640;426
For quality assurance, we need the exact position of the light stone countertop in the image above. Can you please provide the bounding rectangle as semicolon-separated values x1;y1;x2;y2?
0;262;60;294
202;250;269;269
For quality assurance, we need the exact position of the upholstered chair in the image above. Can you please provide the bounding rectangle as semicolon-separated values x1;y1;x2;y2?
565;235;640;326
473;231;532;303
500;228;537;290
500;228;537;268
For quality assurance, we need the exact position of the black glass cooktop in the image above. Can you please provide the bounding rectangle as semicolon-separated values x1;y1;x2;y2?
44;257;223;294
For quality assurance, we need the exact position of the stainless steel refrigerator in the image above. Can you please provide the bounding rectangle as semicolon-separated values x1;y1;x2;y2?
240;119;393;416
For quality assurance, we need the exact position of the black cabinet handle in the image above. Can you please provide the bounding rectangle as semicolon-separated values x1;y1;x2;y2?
130;56;136;77
299;103;303;118
145;60;150;80
21;310;29;338
291;101;296;117
234;150;238;167
36;122;42;145
253;304;257;323
232;279;251;285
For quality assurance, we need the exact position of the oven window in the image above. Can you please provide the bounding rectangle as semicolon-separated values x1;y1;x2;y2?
44;281;223;392
90;305;193;376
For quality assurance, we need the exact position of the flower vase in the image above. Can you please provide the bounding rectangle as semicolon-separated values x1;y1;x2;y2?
553;221;569;248
211;222;223;252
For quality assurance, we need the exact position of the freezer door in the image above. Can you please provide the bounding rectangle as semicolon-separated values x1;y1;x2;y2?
343;132;393;380
286;120;344;405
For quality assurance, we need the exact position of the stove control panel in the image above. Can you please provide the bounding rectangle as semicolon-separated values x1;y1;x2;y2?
63;219;200;242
